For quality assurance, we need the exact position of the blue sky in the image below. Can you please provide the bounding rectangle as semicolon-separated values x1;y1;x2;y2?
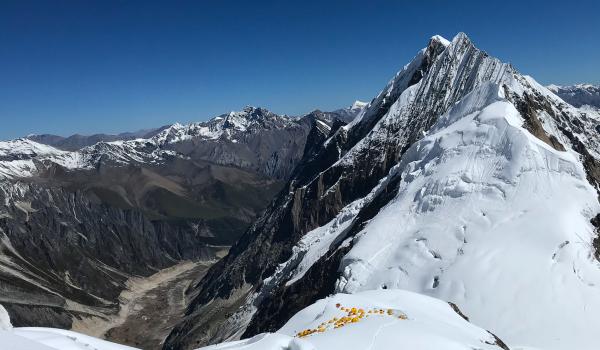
0;0;598;140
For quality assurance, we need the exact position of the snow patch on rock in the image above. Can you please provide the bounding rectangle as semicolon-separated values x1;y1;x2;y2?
0;305;12;331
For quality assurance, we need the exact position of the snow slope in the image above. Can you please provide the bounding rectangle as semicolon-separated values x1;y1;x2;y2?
0;328;139;350
335;81;600;350
0;305;137;350
197;290;507;350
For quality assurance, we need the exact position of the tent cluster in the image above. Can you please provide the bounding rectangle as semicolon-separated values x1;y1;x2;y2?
295;303;408;338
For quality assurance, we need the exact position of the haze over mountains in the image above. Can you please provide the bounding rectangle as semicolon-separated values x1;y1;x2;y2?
1;33;600;350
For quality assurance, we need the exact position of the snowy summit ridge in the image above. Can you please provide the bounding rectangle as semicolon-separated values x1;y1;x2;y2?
430;34;451;47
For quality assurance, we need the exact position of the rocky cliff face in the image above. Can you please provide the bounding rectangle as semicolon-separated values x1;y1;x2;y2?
164;33;600;350
0;181;217;328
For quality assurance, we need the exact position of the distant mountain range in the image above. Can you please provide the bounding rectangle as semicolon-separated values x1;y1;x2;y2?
26;126;170;151
23;103;364;153
547;83;600;110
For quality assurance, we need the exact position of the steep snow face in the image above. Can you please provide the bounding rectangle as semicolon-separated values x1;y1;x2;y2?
198;290;507;350
334;82;600;350
268;34;518;296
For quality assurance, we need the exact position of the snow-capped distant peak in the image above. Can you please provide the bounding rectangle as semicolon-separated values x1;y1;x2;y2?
451;32;469;42
430;34;450;47
546;84;561;92
546;83;600;108
547;83;600;92
574;83;597;89
350;100;368;110
0;138;65;158
149;106;294;146
328;101;370;124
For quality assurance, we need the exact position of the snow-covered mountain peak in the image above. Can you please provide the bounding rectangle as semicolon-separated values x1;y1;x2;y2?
145;106;294;146
228;106;277;119
446;31;479;56
224;106;276;130
546;83;561;91
329;101;370;124
239;105;272;116
0;138;66;160
429;34;450;47
449;31;474;45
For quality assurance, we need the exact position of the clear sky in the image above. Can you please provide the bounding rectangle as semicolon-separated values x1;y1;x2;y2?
0;0;598;140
